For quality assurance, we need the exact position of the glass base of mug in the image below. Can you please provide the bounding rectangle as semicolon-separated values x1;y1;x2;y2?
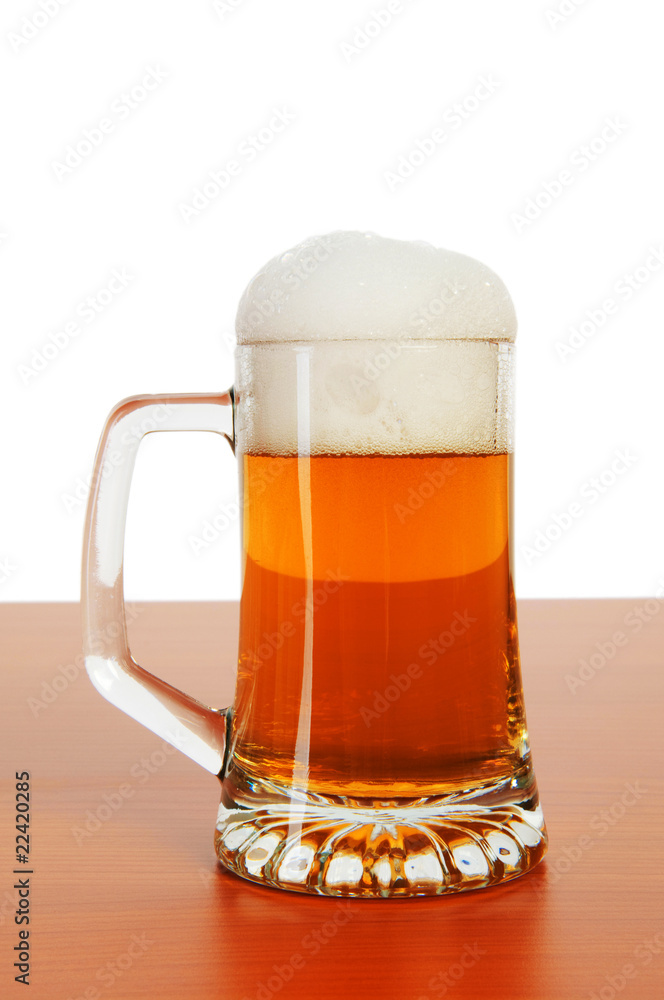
215;766;547;898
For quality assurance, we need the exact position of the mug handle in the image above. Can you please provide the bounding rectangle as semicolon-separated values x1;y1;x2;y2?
81;391;235;775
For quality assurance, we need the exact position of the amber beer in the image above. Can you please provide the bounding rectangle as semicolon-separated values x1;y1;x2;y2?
81;232;546;896
232;449;527;799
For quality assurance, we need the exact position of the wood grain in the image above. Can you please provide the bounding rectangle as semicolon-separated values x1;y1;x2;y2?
1;600;663;1000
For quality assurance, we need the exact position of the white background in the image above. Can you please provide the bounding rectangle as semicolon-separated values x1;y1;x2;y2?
1;0;662;602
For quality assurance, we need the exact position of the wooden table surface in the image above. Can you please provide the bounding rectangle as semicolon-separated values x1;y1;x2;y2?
1;600;662;1000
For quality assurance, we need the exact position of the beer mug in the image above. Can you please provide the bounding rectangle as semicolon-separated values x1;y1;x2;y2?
82;231;547;897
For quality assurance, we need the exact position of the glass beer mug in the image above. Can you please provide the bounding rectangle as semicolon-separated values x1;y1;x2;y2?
82;232;547;897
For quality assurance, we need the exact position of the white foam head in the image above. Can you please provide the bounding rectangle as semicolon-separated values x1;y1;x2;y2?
234;232;517;456
236;231;516;344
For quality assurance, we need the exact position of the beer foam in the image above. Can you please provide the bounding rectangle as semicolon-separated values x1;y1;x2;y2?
235;231;516;344
234;232;516;455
